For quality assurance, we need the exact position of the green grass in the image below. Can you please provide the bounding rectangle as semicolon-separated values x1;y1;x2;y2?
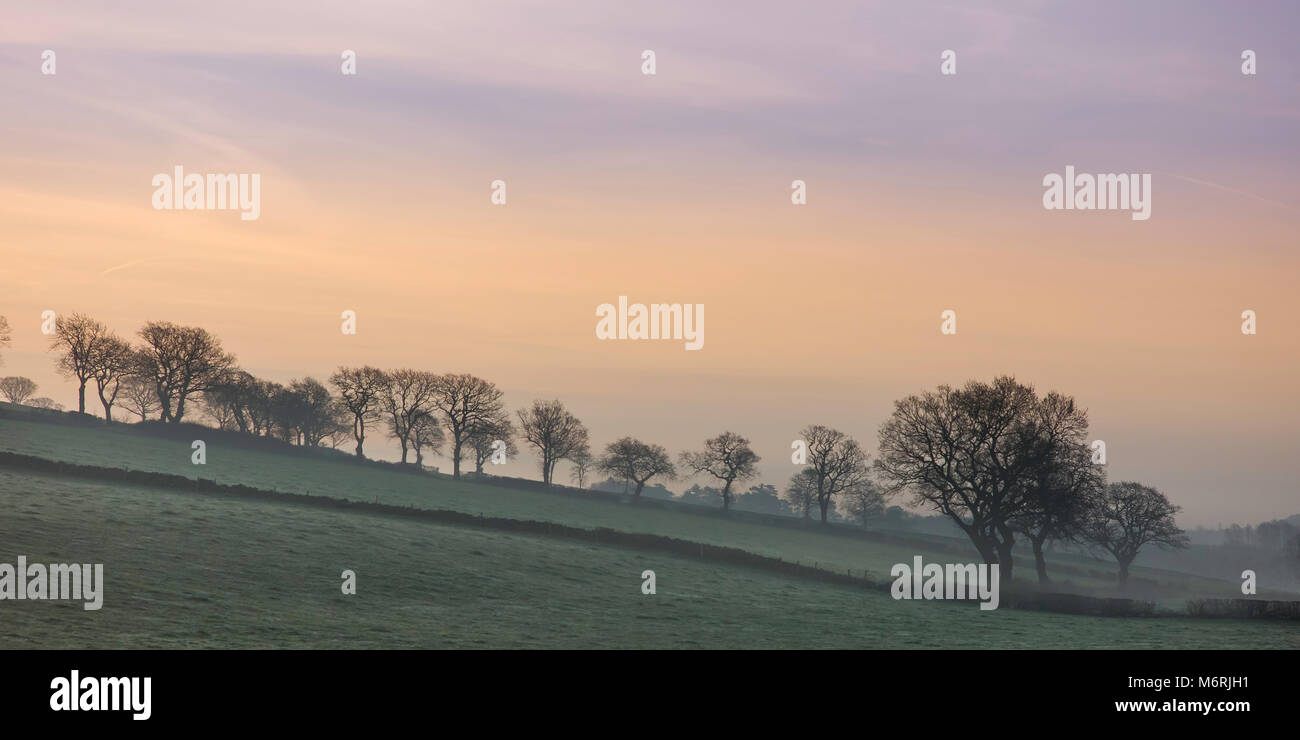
3;468;1294;649
0;415;1256;600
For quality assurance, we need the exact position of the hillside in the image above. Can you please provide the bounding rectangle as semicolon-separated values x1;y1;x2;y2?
0;408;1281;602
3;466;1296;649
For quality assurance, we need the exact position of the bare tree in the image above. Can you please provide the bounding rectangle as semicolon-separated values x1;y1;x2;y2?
88;335;134;423
0;315;10;365
120;376;160;422
0;376;38;404
875;377;1059;582
330;366;387;458
598;437;676;498
1010;392;1104;584
410;411;445;469
569;446;593;488
50;313;108;414
464;411;517;474
29;397;63;411
245;379;281;437
783;469;818;520
839;478;886;526
799;425;871;524
274;378;344;446
516;399;589;485
202;370;261;434
1081;481;1188;589
135;321;236;423
431;373;506;478
381;369;439;464
679;431;760;511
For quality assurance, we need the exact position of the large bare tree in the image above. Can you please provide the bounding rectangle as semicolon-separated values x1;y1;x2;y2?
799;425;871;524
876;376;1080;582
1081;481;1188;589
0;376;38;404
381;369;439;464
135;321;236;423
330;366;387;458
516;399;589;485
679;431;760;511
432;373;506;478
50;313;108;414
598;437;676;498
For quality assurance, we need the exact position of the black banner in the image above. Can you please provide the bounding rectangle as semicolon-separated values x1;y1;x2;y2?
0;650;1284;726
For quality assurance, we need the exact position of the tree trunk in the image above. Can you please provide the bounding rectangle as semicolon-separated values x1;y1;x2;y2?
995;540;1015;582
354;418;365;457
722;482;732;511
634;480;645;498
819;496;830;523
1031;535;1050;585
1117;559;1131;590
77;381;87;414
452;440;462;478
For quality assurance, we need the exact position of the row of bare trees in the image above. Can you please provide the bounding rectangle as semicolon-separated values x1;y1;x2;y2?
13;313;1186;587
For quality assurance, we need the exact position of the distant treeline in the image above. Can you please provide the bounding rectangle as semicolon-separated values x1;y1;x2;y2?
2;312;1204;588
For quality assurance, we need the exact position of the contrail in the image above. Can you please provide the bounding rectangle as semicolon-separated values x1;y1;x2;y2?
97;256;177;277
1164;173;1300;214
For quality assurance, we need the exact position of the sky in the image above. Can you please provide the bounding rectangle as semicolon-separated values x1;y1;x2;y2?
1;1;1298;526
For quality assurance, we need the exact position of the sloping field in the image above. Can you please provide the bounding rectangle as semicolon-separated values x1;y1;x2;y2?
2;468;1294;649
0;414;1250;598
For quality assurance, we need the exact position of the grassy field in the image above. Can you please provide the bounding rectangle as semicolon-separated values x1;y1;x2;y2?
0;414;1252;600
3;467;1295;649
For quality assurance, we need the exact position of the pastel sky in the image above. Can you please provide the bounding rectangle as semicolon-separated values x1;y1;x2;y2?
2;1;1298;526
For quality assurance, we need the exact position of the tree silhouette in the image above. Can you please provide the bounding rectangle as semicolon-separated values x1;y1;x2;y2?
1009;393;1104;584
120;376;159;421
464;411;517;474
0;315;10;366
517;399;589;485
798;425;871;523
380;369;438;464
330;366;387;458
598;437;676;498
783;469;818;520
1082;481;1188;589
876;377;1074;582
135;321;235;423
432;374;506;478
50;313;108;414
679;431;760;511
0;376;38;404
88;335;134;423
